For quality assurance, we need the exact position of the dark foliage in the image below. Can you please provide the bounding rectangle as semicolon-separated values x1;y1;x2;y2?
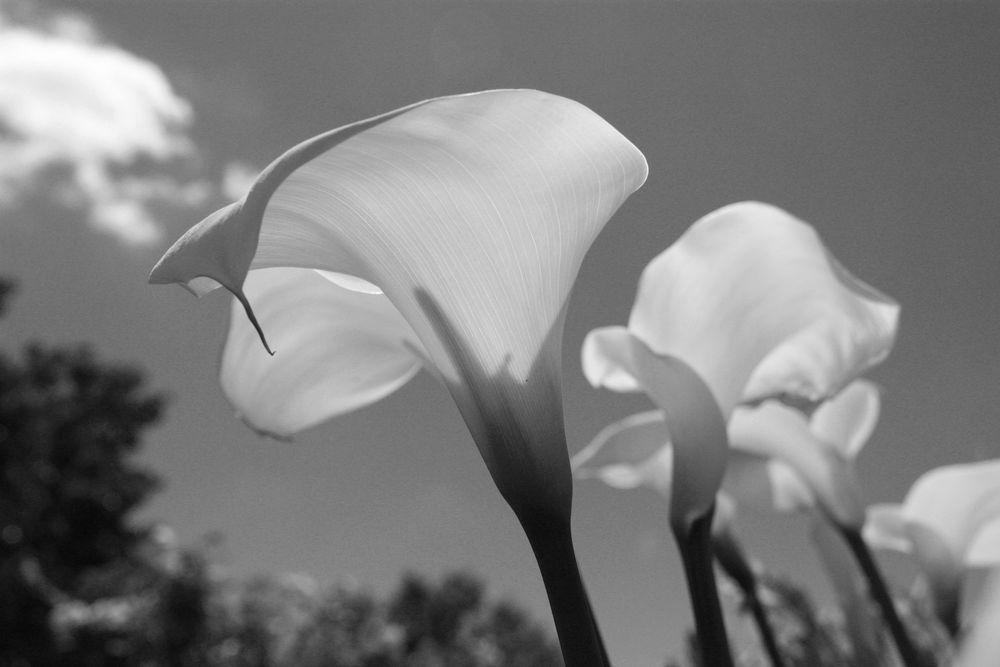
0;284;165;666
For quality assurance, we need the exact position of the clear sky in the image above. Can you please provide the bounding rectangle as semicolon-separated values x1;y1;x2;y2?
2;1;999;664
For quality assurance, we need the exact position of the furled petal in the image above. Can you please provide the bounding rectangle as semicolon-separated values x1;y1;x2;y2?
571;410;673;495
151;89;647;515
600;336;730;529
809;379;881;459
581;326;643;392
863;503;912;554
729;401;865;527
219;267;424;438
626;201;899;418
900;460;1000;567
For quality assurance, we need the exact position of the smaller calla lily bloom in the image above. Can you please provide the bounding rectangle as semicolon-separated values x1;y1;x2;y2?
864;459;1000;633
582;202;898;523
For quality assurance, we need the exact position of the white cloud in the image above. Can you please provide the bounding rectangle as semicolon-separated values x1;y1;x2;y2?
221;161;259;201
0;5;213;246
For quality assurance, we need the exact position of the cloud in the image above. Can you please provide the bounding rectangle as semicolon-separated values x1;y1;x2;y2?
0;3;213;246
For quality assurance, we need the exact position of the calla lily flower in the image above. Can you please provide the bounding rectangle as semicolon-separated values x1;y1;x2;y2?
151;89;647;508
150;89;648;665
864;459;1000;633
582;202;898;524
574;379;880;528
581;203;898;666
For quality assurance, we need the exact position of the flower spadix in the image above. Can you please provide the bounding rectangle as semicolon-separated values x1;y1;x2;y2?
582;202;898;527
150;90;648;516
864;459;1000;629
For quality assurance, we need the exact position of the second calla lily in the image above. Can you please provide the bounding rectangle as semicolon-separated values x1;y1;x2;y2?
582;201;899;526
581;203;899;667
150;89;648;666
865;459;1000;634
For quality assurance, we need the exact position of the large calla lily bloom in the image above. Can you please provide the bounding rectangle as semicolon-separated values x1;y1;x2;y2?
150;89;647;509
864;459;1000;634
150;89;648;666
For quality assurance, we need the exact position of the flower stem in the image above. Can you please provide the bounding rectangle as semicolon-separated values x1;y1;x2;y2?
672;507;735;667
712;534;785;667
841;527;924;667
519;509;609;667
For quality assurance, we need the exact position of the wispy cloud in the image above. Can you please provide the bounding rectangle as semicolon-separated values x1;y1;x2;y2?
0;3;214;246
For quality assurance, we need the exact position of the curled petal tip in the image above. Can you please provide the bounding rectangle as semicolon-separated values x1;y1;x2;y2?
238;412;294;442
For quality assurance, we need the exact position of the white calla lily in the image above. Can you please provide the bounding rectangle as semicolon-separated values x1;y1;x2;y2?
150;90;647;665
864;459;1000;633
582;202;898;524
151;89;647;513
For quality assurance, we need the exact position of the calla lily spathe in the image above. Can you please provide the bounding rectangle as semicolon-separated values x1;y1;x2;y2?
573;379;879;528
151;90;646;666
582;202;899;522
864;459;1000;632
864;459;1000;570
150;89;647;514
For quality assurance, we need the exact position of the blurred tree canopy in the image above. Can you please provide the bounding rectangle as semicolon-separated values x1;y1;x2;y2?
0;278;560;666
1;278;166;665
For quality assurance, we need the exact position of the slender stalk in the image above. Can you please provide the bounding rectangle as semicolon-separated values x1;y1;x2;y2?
672;507;735;667
518;509;608;667
712;535;785;667
746;593;785;667
841;527;924;667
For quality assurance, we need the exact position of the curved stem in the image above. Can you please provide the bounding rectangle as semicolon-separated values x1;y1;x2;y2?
673;507;734;667
841;527;924;667
712;535;785;667
518;509;609;667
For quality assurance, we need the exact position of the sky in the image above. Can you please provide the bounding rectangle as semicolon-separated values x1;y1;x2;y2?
2;1;999;664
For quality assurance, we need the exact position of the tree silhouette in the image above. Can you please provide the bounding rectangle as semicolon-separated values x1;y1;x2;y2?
0;280;165;665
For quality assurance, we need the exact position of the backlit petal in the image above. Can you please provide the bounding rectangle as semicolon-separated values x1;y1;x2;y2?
219;267;424;438
966;519;1000;567
581;326;643;392
863;503;912;554
729;401;865;527
810;379;881;459
151;90;647;389
627;202;898;418
623;338;729;529
571;410;673;495
901;460;1000;565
